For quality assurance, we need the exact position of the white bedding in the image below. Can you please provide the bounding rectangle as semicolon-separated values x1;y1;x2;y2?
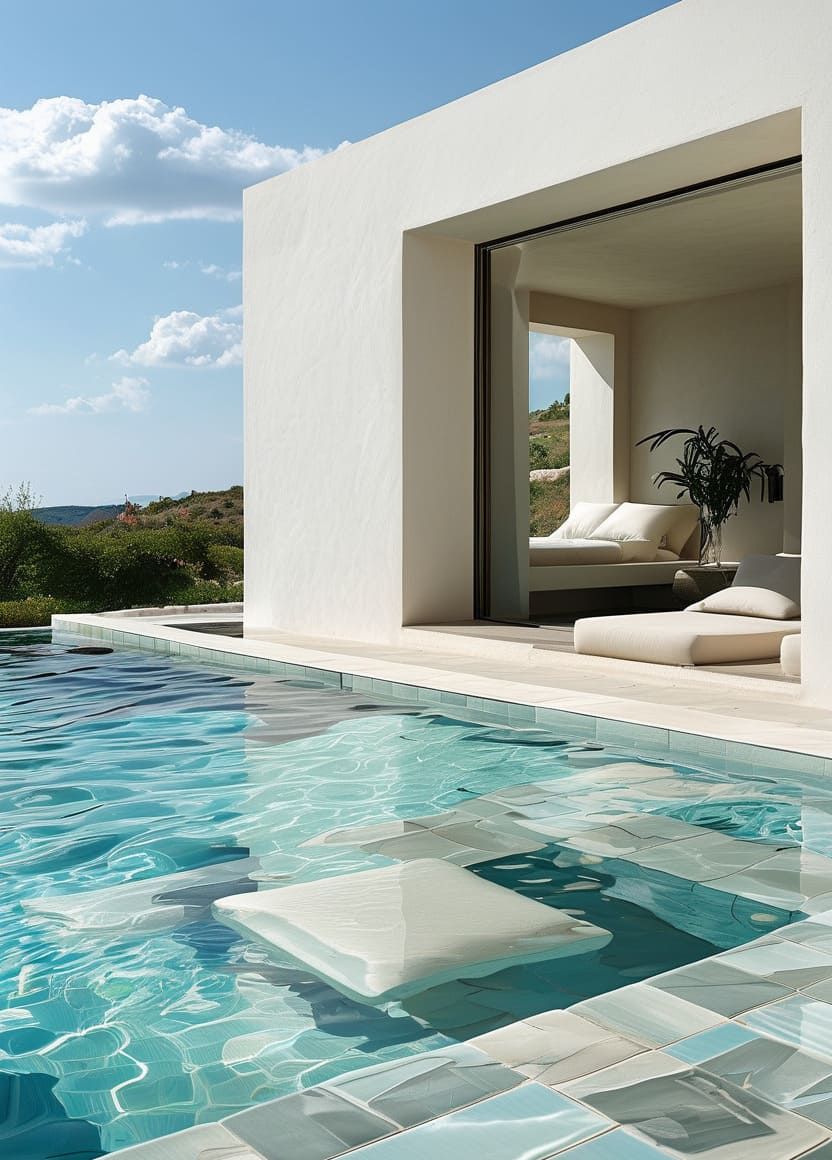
529;538;623;566
529;538;681;566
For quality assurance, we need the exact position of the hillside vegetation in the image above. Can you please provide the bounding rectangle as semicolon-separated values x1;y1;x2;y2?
529;398;570;534
0;485;243;627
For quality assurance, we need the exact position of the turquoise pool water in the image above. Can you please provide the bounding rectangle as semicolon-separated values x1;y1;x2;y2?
0;632;814;1156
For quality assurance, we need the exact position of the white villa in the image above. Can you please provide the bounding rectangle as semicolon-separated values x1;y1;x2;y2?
242;0;832;704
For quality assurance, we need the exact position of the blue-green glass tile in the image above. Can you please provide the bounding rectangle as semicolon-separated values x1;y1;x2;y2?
741;995;832;1060
323;1043;522;1128
477;698;511;720
343;1084;609;1159
752;747;827;779
506;701;535;723
105;1122;251;1158
559;1128;670;1159
224;1087;394;1160
665;1023;761;1064
595;720;669;752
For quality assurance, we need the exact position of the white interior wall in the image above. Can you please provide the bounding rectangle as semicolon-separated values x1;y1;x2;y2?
529;293;631;506
568;335;615;506
629;283;799;561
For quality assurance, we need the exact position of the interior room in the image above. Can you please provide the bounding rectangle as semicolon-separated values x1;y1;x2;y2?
485;164;803;647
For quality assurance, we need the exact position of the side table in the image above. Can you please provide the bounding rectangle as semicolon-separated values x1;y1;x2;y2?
673;564;738;607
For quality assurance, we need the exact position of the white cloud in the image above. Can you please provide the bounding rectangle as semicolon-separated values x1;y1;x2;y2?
200;262;241;282
529;332;571;380
0;95;330;225
164;258;241;282
113;305;242;368
30;376;150;416
0;218;85;268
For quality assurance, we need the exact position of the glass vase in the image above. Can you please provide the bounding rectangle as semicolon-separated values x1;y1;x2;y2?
699;512;724;567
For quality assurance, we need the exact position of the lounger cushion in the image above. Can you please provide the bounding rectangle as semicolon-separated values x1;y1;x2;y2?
733;554;801;606
688;586;800;620
213;859;611;1003
574;611;801;666
550;502;620;540
529;538;623;566
781;634;801;677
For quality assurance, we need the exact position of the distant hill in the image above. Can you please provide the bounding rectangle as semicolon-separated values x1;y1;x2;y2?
33;487;243;534
33;504;123;526
132;486;243;540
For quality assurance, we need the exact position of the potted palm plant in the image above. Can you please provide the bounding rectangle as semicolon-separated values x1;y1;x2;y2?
637;426;776;566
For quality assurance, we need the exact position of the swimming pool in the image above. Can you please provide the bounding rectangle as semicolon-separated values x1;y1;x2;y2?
0;631;825;1156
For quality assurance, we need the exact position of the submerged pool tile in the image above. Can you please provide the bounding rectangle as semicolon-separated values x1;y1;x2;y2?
572;983;725;1046
624;832;788;882
700;1035;832;1128
713;937;832;989
775;920;832;954
108;1122;263;1158
322;1043;523;1127
470;1010;645;1084
340;1083;610;1159
664;1023;761;1064
555;1129;670;1158
739;995;832;1060
564;1052;827;1159
223;1087;396;1160
649;958;792;1017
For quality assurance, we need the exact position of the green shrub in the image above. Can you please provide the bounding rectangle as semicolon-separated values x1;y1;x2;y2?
203;543;244;582
0;510;55;598
173;581;243;605
0;596;89;628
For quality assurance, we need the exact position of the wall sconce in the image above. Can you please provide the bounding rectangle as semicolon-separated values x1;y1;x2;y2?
765;464;784;503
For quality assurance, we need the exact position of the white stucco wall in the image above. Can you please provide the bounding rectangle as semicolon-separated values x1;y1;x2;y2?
246;0;832;701
629;283;800;561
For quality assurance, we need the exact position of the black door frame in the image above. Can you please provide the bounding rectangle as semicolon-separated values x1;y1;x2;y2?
472;155;802;620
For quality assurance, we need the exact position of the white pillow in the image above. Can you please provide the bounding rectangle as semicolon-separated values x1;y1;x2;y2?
688;586;800;620
214;859;611;1002
551;502;619;540
590;502;694;554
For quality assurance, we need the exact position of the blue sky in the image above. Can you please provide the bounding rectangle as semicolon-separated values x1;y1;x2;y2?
0;0;676;505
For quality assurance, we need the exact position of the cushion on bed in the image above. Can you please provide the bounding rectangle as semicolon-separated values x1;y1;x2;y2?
590;502;698;558
732;554;801;606
689;586;800;620
574;610;801;666
529;539;623;566
550;502;619;540
213;859;611;1003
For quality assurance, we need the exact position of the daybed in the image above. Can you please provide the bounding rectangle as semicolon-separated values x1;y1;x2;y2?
574;555;801;667
530;501;700;594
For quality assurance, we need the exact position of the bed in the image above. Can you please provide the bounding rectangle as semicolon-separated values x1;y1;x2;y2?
529;501;700;595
